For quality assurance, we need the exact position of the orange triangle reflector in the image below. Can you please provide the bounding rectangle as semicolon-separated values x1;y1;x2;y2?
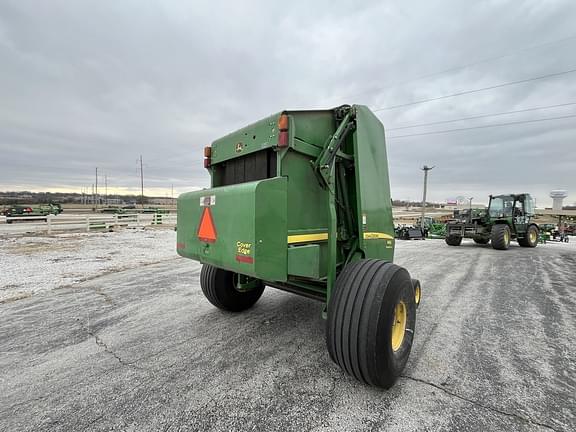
197;207;217;243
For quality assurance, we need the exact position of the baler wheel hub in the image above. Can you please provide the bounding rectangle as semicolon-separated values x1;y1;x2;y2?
391;301;407;352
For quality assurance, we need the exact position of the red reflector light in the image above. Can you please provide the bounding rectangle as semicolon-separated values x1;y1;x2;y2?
277;113;289;147
236;255;254;264
278;130;288;147
197;207;217;243
204;158;211;168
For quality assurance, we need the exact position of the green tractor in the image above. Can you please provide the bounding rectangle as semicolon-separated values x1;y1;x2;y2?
445;193;539;250
177;105;421;388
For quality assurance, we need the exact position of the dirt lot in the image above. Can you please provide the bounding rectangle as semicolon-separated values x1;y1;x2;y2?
0;229;177;302
1;236;575;431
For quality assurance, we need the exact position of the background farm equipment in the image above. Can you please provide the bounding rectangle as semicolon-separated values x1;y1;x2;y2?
395;225;426;240
2;203;63;223
451;208;487;223
445;193;539;250
427;223;446;238
416;216;446;239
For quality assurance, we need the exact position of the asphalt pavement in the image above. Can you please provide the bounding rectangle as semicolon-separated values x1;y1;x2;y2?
1;239;575;431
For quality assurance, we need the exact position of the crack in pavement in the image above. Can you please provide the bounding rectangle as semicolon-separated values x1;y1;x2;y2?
78;320;142;370
400;375;564;432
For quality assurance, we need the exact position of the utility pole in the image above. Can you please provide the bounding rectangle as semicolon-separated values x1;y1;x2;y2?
420;165;435;230
95;167;99;211
139;155;144;209
171;184;174;206
105;174;108;206
468;197;474;223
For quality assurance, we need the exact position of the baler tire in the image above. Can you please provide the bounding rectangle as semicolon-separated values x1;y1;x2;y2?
200;264;264;312
491;224;511;250
518;225;539;248
326;259;416;389
473;236;490;245
445;235;462;246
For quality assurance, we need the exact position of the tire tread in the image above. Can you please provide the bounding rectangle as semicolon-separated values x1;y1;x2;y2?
327;259;415;388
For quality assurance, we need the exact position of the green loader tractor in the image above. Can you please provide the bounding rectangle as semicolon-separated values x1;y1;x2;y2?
445;193;539;250
177;105;421;388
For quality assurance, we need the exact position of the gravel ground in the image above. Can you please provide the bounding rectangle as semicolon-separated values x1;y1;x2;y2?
0;237;575;431
0;229;177;302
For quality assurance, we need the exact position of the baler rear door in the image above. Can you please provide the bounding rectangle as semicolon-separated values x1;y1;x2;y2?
177;177;287;282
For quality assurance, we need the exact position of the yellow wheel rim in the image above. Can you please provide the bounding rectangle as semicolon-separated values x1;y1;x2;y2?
414;284;421;305
529;230;537;243
391;301;407;352
504;230;509;244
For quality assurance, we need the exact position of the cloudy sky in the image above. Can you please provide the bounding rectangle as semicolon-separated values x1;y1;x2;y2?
1;0;575;206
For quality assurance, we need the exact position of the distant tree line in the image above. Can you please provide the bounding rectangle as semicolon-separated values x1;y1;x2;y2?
392;199;446;208
0;191;154;205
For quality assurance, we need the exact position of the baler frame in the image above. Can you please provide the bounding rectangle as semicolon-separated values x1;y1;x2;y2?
177;104;420;388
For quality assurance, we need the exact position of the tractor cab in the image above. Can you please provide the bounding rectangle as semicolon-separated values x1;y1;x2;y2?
488;193;535;228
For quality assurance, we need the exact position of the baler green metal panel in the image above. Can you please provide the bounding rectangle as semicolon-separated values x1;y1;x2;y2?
280;112;336;281
177;177;287;281
211;113;280;164
290;111;336;150
281;150;331;238
287;244;327;279
353;105;395;261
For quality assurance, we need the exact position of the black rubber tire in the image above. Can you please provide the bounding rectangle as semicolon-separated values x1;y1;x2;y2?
518;225;539;248
445;235;462;246
326;259;416;389
200;264;264;312
491;224;511;250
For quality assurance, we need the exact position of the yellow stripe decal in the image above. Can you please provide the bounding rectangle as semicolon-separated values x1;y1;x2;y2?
288;232;394;243
363;232;395;240
287;233;329;244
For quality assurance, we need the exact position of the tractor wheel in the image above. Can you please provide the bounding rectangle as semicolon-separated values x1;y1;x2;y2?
491;224;511;250
473;236;490;245
326;259;416;389
445;235;462;246
518;225;539;248
200;264;264;312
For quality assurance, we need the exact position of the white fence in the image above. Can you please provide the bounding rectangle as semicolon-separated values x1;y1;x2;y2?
0;213;176;234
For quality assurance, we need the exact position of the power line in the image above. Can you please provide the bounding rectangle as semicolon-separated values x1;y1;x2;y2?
388;101;576;130
387;114;576;139
374;68;576;111
341;34;576;100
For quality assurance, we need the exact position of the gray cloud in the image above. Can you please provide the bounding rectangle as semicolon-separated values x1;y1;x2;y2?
0;0;575;205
